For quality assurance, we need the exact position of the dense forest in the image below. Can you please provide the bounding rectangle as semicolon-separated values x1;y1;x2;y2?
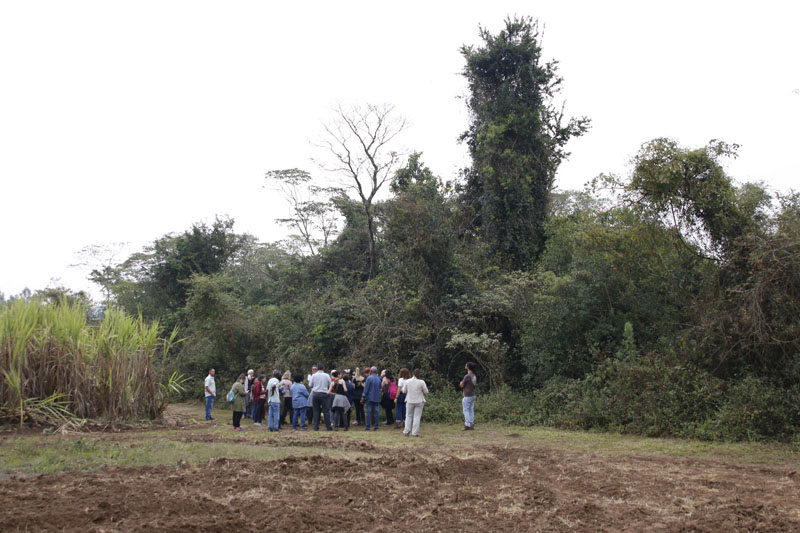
5;17;800;441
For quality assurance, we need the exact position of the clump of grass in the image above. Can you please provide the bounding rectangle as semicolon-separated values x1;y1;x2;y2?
0;298;181;426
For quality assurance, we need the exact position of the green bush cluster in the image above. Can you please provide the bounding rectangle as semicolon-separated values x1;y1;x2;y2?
423;365;800;442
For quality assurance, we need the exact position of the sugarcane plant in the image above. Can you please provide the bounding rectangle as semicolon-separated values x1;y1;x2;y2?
0;298;183;427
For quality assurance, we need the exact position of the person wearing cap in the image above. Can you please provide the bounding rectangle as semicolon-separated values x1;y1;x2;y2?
267;370;282;432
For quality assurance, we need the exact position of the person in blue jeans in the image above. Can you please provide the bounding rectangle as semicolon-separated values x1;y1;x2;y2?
395;367;410;428
204;369;216;420
362;366;382;431
291;374;309;430
267;370;282;432
460;362;477;430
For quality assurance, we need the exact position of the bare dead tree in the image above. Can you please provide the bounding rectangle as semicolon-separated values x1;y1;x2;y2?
317;103;407;278
265;169;341;256
70;242;129;306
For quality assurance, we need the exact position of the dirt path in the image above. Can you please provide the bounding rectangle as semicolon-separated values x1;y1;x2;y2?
2;424;800;532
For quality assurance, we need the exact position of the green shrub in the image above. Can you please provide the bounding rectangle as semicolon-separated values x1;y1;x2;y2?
389;367;800;443
421;389;462;423
582;356;725;438
711;377;800;441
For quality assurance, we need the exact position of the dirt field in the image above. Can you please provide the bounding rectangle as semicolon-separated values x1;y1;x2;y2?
2;407;800;532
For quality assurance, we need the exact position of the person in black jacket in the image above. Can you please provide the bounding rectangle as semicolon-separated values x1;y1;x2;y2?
352;367;365;425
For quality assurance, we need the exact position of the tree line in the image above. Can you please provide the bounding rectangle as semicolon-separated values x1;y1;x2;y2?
14;17;799;440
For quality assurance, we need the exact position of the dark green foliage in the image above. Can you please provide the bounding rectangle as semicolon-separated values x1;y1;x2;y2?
689;193;800;377
460;16;589;268
625;139;764;260
423;370;800;442
712;377;800;441
109;216;244;332
520;202;708;385
383;153;460;305
79;17;800;443
319;195;371;281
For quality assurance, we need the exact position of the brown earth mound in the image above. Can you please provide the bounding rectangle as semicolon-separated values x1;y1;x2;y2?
2;435;799;532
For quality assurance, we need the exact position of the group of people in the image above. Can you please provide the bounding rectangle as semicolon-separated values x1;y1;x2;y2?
203;361;479;437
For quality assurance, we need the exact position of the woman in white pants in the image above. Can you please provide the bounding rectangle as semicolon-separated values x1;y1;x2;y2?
402;369;429;437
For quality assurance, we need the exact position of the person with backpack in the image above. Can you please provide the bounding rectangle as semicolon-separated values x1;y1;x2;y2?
230;374;247;431
395;367;410;429
380;369;397;426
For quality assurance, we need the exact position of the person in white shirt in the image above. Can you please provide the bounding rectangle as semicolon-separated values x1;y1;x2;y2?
402;369;429;437
204;369;216;421
266;370;282;432
395;368;411;428
309;364;332;431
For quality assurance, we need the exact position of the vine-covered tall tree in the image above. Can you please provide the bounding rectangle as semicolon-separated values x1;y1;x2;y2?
460;16;590;268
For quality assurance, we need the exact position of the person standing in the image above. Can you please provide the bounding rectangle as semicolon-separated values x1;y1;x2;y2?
395;368;410;428
460;362;477;431
344;372;355;430
380;369;396;426
267;370;282;432
329;370;350;431
279;371;293;428
402;369;429;437
291;374;309;430
252;375;267;425
244;369;255;418
362;366;382;431
352;368;365;426
204;368;216;421
231;374;247;431
309;364;332;431
306;365;317;426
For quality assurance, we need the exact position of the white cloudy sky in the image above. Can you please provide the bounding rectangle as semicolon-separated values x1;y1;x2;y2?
1;1;798;299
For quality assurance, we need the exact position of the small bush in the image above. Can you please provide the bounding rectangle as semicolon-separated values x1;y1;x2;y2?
711;377;800;441
421;389;462;423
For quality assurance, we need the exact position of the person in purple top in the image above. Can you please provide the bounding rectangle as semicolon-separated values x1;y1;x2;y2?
361;366;382;431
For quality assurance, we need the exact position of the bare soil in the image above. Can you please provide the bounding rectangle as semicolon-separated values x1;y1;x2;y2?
2;424;800;531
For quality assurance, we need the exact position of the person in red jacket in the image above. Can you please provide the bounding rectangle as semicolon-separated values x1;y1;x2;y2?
252;375;267;425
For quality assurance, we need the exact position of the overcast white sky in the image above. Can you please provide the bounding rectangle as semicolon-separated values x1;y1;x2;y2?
1;1;798;299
